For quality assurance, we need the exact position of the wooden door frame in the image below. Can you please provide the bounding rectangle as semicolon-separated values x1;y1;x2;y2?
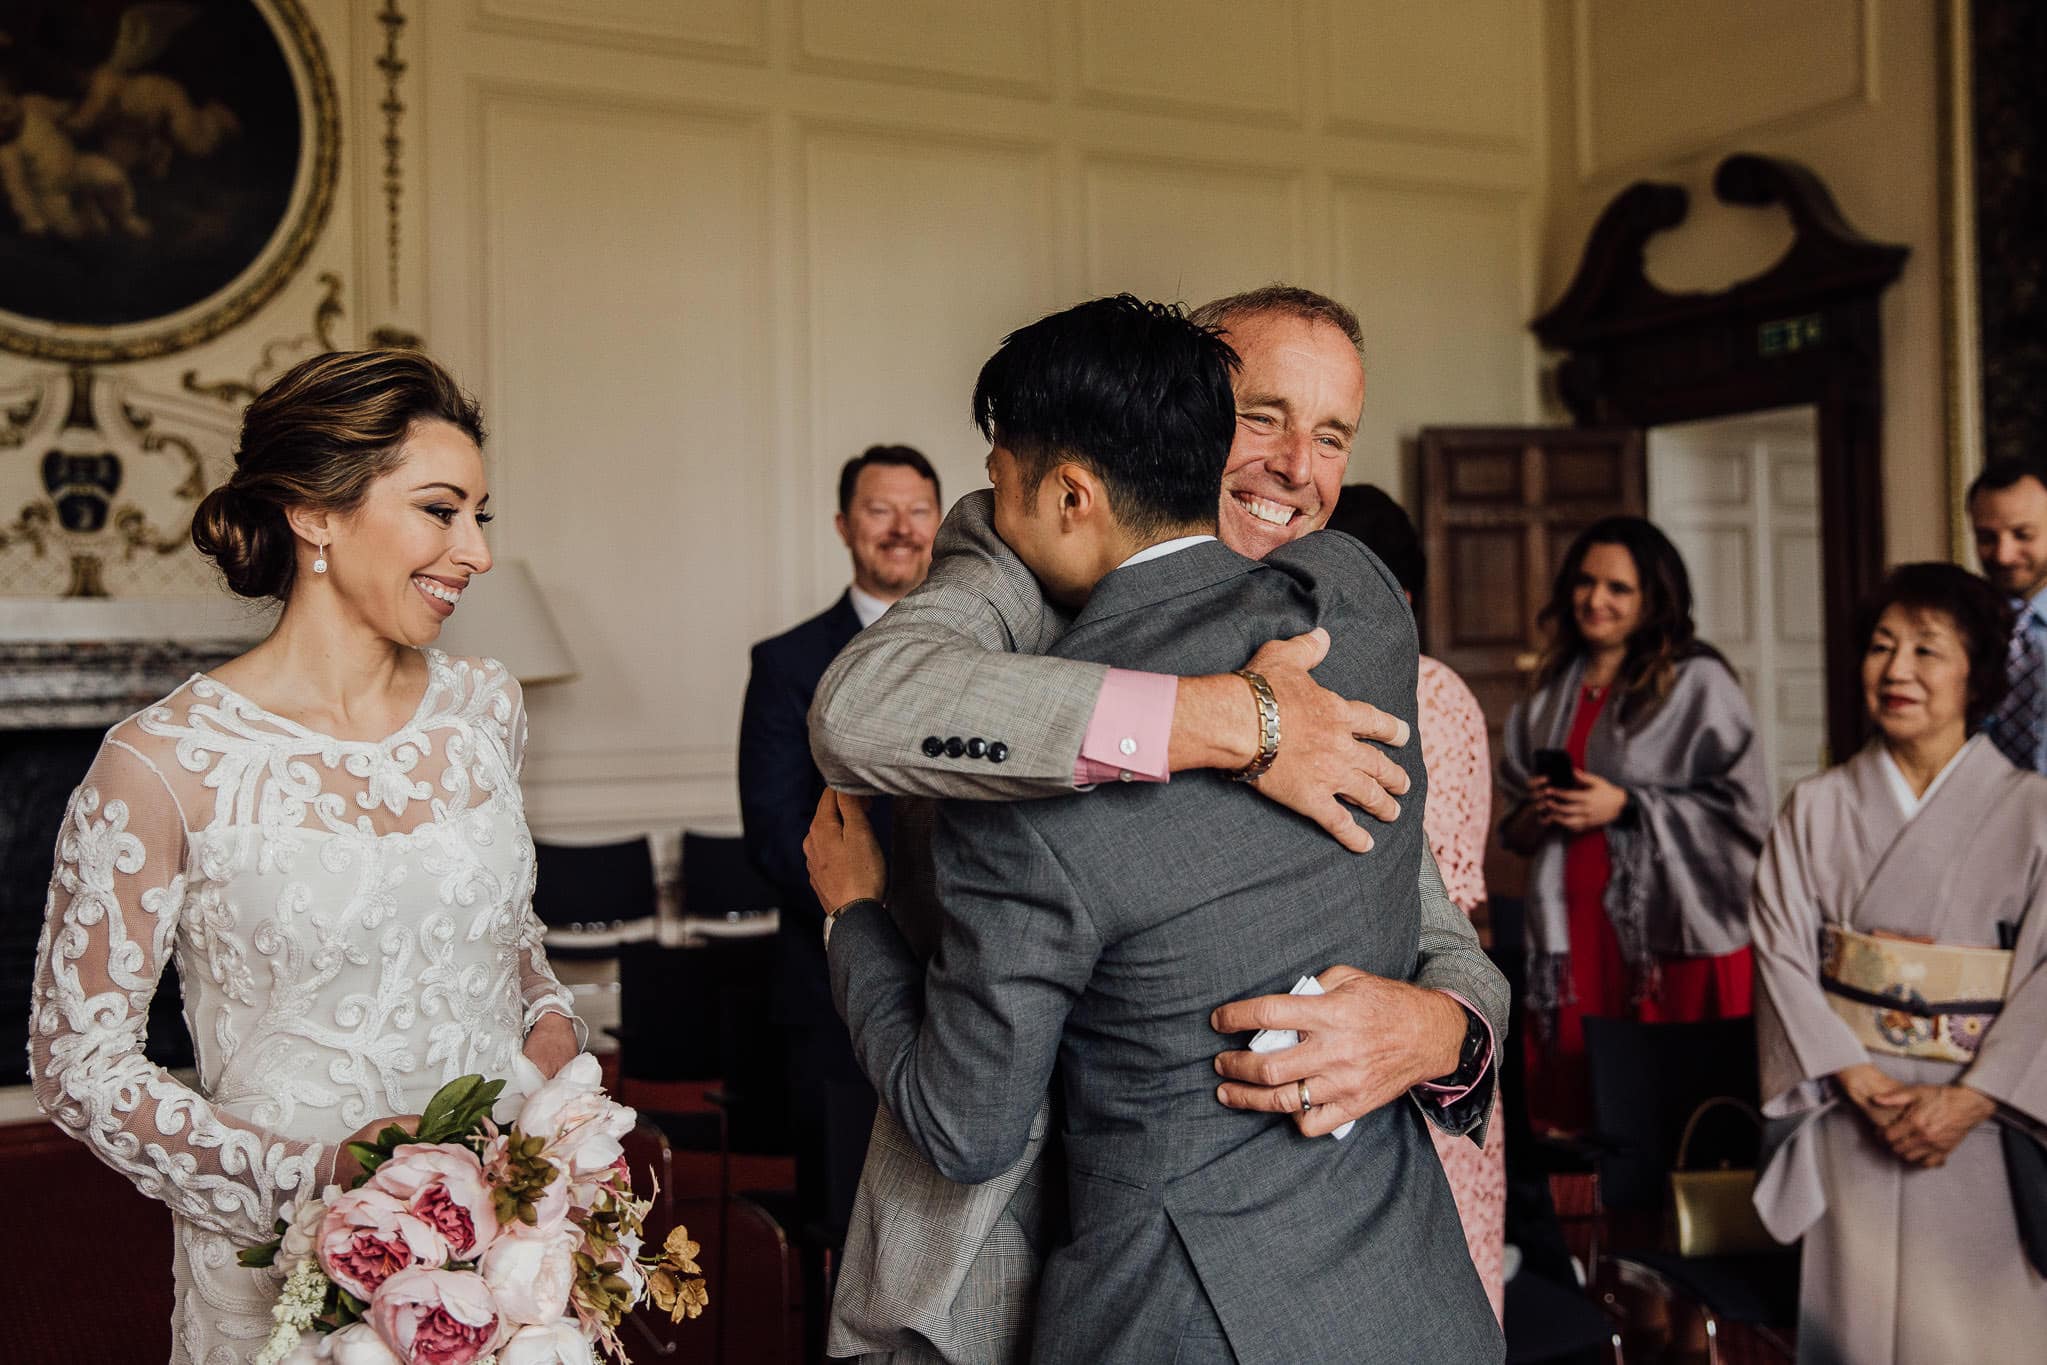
1531;154;1908;763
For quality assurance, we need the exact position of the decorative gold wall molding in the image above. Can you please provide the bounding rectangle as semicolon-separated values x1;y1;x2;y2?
180;272;346;405
377;1;409;309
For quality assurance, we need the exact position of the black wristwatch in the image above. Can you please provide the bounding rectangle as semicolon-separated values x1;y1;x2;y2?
1426;1005;1490;1089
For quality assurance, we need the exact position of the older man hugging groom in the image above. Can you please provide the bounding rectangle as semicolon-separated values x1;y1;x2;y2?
804;295;1503;1363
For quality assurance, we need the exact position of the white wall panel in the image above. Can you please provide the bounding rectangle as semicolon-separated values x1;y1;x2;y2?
1330;183;1529;493
1078;0;1303;122
398;0;1548;834
796;0;1053;93
476;90;771;798
803;128;1057;605
1573;0;1873;179
1082;158;1305;305
1324;0;1536;150
471;0;766;59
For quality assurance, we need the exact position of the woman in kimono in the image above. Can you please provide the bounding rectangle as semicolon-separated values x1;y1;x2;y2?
1752;562;2047;1364
1499;517;1771;1132
1333;485;1506;1319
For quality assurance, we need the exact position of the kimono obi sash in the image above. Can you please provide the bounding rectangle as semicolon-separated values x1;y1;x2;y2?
1819;924;2012;1064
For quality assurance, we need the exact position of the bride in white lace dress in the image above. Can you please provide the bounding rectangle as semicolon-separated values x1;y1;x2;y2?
28;351;585;1363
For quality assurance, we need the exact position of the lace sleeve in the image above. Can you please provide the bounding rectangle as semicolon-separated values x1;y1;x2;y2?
28;737;331;1243
497;674;587;1049
1418;659;1492;917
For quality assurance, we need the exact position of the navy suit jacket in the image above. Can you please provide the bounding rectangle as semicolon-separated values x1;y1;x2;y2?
739;592;891;1059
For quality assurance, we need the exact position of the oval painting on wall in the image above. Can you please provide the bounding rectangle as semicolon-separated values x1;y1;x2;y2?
0;0;338;362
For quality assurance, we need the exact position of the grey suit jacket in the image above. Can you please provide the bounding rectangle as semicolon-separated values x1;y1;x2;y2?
829;536;1502;1364
812;490;1507;1038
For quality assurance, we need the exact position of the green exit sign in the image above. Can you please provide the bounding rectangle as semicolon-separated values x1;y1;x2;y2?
1758;314;1825;357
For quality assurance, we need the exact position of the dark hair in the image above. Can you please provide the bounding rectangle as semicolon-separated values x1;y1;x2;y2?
1325;484;1424;599
1966;456;2047;506
970;294;1239;537
1856;562;2013;732
838;444;940;516
1535;516;1715;725
1189;283;1364;361
191;350;485;600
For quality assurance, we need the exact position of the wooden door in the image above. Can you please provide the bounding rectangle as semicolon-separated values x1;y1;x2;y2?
1416;426;1644;901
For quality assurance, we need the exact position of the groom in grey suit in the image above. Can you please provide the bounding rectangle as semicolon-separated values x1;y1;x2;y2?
813;297;1501;1362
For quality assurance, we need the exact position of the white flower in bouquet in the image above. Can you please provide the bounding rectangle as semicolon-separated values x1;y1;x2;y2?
480;1223;582;1326
366;1143;501;1260
497;1320;596;1365
276;1186;341;1278
611;1225;647;1305
516;1054;636;1177
318;1188;451;1301
274;1331;327;1365
368;1267;505;1365
325;1322;405;1364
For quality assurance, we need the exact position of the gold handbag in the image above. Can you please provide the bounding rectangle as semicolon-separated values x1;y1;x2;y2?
1670;1096;1779;1257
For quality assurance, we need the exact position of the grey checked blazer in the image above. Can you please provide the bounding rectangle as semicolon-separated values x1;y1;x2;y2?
828;535;1503;1364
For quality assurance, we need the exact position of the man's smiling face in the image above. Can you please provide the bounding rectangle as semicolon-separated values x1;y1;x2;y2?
1214;311;1363;561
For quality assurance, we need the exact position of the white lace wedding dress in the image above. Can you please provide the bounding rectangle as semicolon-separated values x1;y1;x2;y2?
28;650;583;1363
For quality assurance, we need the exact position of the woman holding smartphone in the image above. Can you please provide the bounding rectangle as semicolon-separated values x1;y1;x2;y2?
1499;517;1772;1132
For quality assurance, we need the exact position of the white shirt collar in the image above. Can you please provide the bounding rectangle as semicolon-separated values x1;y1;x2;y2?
1115;534;1217;572
1878;734;1978;820
847;584;891;628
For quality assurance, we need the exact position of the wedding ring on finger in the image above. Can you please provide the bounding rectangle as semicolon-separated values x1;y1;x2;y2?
1297;1078;1314;1111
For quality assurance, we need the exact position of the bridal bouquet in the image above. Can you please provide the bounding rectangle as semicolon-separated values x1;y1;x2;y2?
240;1057;708;1365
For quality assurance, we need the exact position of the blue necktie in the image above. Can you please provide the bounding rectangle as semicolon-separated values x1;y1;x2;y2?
1992;608;2045;770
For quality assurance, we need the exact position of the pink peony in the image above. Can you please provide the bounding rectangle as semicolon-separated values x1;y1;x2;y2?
479;1224;581;1326
369;1267;505;1365
318;1188;450;1301
516;1054;636;1176
367;1143;501;1260
497;1321;595;1365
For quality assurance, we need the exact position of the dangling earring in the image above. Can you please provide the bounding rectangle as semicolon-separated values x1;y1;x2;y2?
313;541;328;574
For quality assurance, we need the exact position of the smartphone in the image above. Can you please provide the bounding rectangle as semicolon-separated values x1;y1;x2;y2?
1533;748;1584;789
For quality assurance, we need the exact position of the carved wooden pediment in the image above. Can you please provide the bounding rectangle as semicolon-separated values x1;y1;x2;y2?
1534;154;1909;427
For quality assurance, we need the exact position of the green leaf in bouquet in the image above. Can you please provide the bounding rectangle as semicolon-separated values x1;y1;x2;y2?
446;1081;506;1136
418;1074;480;1135
335;1287;368;1324
376;1124;410;1150
237;1239;280;1268
415;1074;509;1141
346;1140;385;1180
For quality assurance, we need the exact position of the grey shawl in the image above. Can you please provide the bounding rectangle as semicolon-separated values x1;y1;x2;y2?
1500;652;1771;1019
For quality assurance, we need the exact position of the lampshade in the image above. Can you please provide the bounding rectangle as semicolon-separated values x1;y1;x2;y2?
433;559;579;685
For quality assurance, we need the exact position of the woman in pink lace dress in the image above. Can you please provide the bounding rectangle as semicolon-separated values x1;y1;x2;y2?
1334;486;1506;1320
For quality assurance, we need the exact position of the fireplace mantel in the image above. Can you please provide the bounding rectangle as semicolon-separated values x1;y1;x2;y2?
1;597;274;729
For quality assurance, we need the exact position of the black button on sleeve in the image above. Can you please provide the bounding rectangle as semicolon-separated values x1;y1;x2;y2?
944;736;966;758
987;741;1009;764
921;736;945;758
965;737;988;759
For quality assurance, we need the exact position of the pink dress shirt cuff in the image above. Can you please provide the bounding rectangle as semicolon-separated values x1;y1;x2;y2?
1415;989;1495;1105
1074;668;1177;787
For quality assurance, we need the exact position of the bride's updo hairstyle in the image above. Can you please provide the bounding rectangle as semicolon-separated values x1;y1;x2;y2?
192;349;485;600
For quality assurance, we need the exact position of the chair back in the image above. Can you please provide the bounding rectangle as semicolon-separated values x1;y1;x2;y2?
1583;1014;1759;1212
681;830;779;919
532;837;657;930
